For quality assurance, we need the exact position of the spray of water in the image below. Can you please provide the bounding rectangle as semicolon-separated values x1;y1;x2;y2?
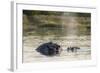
61;12;79;47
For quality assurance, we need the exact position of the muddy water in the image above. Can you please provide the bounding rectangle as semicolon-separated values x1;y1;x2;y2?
23;35;91;63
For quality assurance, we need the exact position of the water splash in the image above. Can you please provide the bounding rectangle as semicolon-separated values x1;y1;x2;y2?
61;13;79;46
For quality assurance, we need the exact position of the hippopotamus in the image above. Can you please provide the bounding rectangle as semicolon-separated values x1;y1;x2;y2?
67;47;80;52
36;42;62;56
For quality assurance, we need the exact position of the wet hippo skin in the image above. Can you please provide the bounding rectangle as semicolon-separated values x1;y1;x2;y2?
36;42;62;56
67;47;80;52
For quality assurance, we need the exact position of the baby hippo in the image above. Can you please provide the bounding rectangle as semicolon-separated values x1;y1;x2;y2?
67;46;80;52
36;42;62;56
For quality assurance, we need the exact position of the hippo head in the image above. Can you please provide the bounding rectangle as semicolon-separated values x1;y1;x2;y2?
36;42;62;56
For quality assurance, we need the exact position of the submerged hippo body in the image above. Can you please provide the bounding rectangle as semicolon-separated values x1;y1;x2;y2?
36;42;62;56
